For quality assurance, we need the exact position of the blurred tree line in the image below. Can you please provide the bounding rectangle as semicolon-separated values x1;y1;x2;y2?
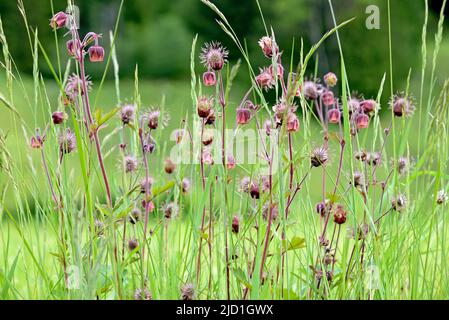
0;0;444;96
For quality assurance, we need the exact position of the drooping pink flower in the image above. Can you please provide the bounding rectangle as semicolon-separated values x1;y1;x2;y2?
50;11;68;29
258;36;278;58
88;45;105;62
202;71;216;86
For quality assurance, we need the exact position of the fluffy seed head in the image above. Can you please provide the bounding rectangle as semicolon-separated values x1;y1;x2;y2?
391;96;415;117
124;155;138;174
437;190;448;205
200;41;228;71
134;288;152;300
311;146;328;167
59;129;77;154
181;283;195;300
120;104;136;125
256;67;276;91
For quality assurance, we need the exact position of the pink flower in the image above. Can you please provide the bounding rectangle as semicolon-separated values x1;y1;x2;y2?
327;108;341;124
50;12;68;29
258;36;278;58
256;67;275;91
321;90;335;107
286;112;299;133
202;71;216;86
361;99;378;114
236;107;251;125
356;113;370;129
88;45;105;62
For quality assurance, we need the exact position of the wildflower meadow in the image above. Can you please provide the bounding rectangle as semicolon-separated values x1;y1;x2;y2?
0;0;449;302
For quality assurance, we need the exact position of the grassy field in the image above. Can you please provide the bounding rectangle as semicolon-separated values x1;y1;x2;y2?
1;0;449;301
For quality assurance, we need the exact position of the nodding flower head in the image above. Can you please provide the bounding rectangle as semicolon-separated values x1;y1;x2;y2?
391;95;415;118
202;129;214;146
64;74;92;104
300;80;319;100
361;99;378;114
124;155;138;174
258;36;278;58
50;11;68;29
256;67;276;91
348;97;361;115
396;156;409;175
163;202;178;219
202;71;216;86
88;45;105;63
264;119;272;136
128;239;139;251
392;193;407;212
200;41;228;71
181;283;195;300
202;150;214;165
333;204;347;225
59;129;77;154
240;176;252;193
164;158;176;174
231;215;239;234
30;129;45;149
311;146;329;168
227;154;236;170
236;106;251;125
52;111;67;125
140;177;154;194
321;90;335;107
129;207;142;224
120;104;136;125
134;288;152;301
249;182;260;199
286;112;300;132
324;72;338;87
66;39;79;57
262;202;279;222
437;190;448;205
181;178;191;194
327;108;341;124
356;113;370;129
197;96;213;118
142;108;169;130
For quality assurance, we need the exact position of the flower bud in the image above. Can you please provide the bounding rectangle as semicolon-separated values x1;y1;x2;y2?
164;159;176;174
52;111;67;125
333;205;347;224
232;215;239;234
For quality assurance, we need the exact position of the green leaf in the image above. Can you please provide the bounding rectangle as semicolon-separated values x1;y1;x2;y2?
232;268;252;289
283;236;306;253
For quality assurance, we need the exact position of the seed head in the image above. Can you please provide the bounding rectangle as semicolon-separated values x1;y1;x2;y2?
262;202;279;222
392;194;407;212
181;178;191;194
181;283;195;300
59;129;77;154
124;155;138;174
163;202;178;219
437;190;448;205
324;72;338;87
361;99;378;114
129;207;142;224
391;96;415;117
134;288;152;300
200;41;228;71
301;81;319;100
311;146;328;167
120;104;136;125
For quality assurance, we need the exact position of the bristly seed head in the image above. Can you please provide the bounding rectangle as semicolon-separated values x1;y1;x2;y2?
59;129;77;155
200;41;228;71
437;190;448;205
124;155;138;174
311;146;328;168
181;283;195;300
256;67;276;91
120;104;136;125
324;72;338;87
391;95;415;118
